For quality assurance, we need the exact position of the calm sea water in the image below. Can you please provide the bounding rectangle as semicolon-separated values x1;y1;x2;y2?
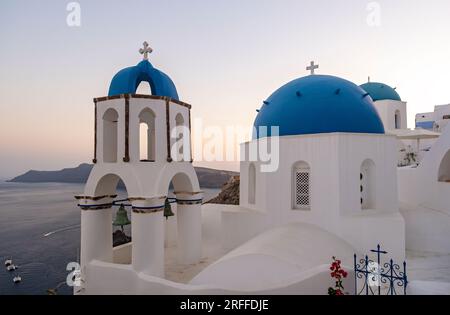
0;181;219;295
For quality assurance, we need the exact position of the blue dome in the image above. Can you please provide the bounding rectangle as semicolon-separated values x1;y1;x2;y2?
359;82;401;102
253;75;385;139
108;60;179;100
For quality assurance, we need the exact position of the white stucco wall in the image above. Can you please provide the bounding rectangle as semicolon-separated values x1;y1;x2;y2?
238;133;404;261
190;222;357;291
79;259;354;295
373;100;408;130
398;125;450;254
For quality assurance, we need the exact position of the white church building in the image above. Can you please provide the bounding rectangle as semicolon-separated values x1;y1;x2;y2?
74;45;450;295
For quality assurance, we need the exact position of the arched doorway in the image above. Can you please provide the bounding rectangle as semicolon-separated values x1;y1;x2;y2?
438;150;450;182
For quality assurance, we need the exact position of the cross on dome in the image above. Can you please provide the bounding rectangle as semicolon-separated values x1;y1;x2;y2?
306;61;319;75
139;41;153;60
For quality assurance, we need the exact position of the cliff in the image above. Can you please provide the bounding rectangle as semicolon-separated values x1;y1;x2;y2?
9;164;238;189
206;175;240;205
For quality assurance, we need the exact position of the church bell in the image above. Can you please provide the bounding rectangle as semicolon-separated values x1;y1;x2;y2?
164;198;174;219
113;204;131;231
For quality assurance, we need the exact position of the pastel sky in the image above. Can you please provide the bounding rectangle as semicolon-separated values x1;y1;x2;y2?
1;0;450;178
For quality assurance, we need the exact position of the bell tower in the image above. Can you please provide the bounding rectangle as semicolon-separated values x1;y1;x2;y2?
76;43;203;283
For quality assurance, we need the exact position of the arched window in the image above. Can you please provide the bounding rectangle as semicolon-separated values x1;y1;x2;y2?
438;150;450;182
175;113;185;161
103;108;119;163
292;161;310;210
360;159;376;210
248;163;256;205
395;110;401;129
139;108;156;162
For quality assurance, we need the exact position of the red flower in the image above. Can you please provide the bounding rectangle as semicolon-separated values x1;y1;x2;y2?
328;256;348;295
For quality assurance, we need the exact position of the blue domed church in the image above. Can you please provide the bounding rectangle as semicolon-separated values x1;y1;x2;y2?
253;75;385;138
360;81;407;131
233;64;406;262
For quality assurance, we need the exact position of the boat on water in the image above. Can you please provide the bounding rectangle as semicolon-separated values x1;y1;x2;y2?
4;259;12;267
13;276;21;284
6;264;17;271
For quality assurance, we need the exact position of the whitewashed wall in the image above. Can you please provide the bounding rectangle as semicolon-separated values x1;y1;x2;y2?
238;133;405;261
398;125;450;253
79;260;355;295
373;100;408;130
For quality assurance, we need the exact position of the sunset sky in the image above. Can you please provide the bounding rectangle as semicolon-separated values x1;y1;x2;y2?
1;0;450;178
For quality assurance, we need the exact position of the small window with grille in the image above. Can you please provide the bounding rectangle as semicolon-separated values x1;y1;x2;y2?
293;164;310;210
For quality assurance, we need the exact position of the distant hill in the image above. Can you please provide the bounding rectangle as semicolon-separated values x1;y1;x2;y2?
9;163;238;189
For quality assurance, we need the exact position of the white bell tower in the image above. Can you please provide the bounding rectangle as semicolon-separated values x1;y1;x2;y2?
76;43;203;284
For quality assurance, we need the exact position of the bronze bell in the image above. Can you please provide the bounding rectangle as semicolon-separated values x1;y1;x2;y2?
164;198;174;220
113;204;131;231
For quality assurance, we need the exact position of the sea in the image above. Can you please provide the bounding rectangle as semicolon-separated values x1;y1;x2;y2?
0;181;220;295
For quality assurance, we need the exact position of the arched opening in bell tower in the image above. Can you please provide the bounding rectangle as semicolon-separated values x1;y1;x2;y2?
173;113;186;161
161;171;202;282
91;173;133;265
103;109;119;163
139;108;156;162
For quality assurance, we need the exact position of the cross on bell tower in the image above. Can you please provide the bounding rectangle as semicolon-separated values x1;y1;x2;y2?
139;41;153;60
306;61;319;75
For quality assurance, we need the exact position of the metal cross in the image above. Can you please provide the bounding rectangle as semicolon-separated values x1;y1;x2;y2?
370;244;388;266
370;244;388;295
139;41;153;60
306;61;319;75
